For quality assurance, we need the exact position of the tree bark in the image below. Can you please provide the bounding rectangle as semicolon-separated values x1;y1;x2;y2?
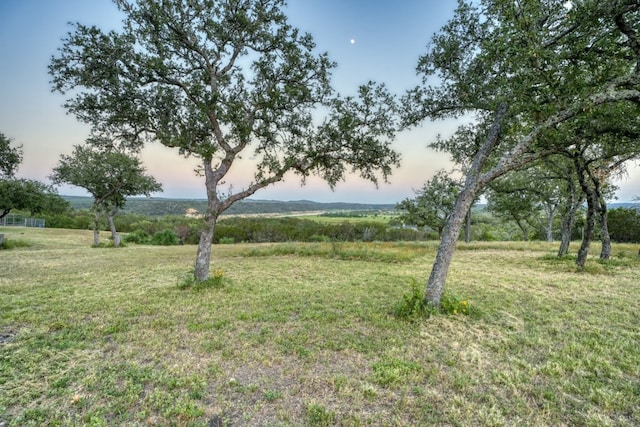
464;209;471;243
576;193;596;268
516;219;530;241
425;104;508;306
557;170;582;256
558;198;580;257
194;215;217;281
574;155;597;267
546;214;554;242
107;208;121;247
425;184;480;306
543;201;558;243
597;193;611;260
92;209;100;246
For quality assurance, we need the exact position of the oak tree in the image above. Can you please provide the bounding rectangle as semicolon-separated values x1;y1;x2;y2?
1;132;68;220
396;170;461;238
50;0;400;280
0;179;66;220
50;143;162;246
0;132;22;179
403;0;640;306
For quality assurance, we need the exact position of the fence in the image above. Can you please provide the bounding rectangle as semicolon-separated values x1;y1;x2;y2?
1;214;45;228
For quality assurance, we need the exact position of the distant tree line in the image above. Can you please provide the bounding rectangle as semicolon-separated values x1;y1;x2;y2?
39;211;432;245
15;201;634;246
61;196;395;218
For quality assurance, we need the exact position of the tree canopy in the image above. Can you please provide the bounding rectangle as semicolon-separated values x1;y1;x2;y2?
396;170;461;238
0;133;22;179
1;132;68;220
50;0;401;280
0;179;67;220
402;0;640;306
50;143;162;246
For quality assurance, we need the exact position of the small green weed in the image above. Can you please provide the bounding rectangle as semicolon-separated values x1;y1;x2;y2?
304;402;335;427
393;280;433;320
177;269;226;290
394;280;471;319
263;389;283;402
371;357;422;386
440;292;471;316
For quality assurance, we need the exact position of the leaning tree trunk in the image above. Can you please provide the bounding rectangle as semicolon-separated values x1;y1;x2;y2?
107;208;121;247
516;219;530;241
426;184;480;306
576;187;597;268
194;214;218;281
596;194;611;260
464;209;471;243
558;216;572;256
424;103;508;307
558;196;580;257
557;171;583;257
92;209;101;246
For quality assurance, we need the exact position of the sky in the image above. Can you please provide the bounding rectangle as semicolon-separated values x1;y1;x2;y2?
1;0;639;204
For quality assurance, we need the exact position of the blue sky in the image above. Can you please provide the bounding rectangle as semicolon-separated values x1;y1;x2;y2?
1;0;639;203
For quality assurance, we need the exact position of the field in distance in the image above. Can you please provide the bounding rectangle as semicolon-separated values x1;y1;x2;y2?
1;227;639;426
62;195;396;217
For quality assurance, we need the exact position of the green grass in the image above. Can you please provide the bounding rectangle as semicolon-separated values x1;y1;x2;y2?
294;213;396;224
1;227;640;426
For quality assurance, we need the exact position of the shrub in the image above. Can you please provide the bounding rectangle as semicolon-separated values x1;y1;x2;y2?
150;229;179;245
123;230;150;244
393;280;433;320
608;207;640;243
394;280;471;319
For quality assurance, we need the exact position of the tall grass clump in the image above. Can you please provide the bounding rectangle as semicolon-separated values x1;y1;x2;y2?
177;269;226;290
393;279;472;320
0;237;31;250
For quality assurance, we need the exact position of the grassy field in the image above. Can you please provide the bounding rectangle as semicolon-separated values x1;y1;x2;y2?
290;213;396;224
1;227;639;426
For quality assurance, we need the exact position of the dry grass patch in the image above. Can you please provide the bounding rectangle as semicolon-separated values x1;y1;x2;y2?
1;229;639;426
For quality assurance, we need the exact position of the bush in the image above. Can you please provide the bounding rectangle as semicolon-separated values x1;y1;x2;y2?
394;280;472;320
123;230;150;244
150;229;180;245
393;280;433;321
608;207;640;243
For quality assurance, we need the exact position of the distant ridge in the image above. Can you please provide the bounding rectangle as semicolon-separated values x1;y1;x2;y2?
61;196;396;216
